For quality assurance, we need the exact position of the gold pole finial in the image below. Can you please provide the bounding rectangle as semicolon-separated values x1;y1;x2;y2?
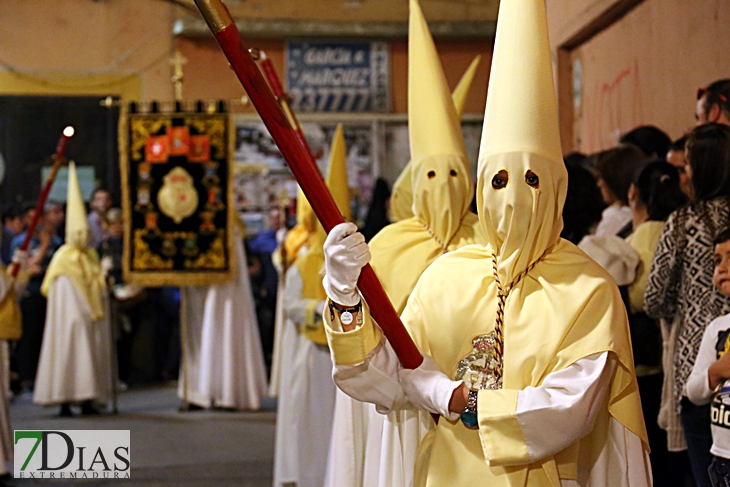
194;0;235;34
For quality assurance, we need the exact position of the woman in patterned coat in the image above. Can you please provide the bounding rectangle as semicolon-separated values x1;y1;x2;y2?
645;122;730;487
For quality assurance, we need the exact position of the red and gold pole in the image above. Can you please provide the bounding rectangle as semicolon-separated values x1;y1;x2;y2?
10;126;74;278
193;0;423;370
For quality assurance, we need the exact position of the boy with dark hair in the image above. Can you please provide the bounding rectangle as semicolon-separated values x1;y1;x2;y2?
687;227;730;486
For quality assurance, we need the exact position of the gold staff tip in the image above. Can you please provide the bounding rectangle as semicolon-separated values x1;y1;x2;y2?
194;0;235;34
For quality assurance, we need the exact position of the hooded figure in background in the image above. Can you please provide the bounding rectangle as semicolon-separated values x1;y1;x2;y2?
325;8;485;487
273;125;351;487
34;163;112;416
269;186;317;398
388;54;480;224
320;0;651;485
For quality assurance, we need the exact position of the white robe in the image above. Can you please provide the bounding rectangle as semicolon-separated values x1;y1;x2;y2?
273;266;336;487
325;365;433;487
178;286;209;407
268;248;287;398
34;275;113;406
179;236;267;410
333;337;651;487
198;236;267;410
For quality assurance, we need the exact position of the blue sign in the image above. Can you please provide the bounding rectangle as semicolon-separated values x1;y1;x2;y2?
286;41;390;113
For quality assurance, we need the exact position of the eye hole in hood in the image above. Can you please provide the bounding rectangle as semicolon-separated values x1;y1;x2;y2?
492;169;509;189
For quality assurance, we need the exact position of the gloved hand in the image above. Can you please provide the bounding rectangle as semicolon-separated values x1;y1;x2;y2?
11;249;28;268
398;355;463;420
323;222;370;306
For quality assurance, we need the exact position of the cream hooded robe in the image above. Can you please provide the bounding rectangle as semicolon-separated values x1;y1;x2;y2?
324;0;651;486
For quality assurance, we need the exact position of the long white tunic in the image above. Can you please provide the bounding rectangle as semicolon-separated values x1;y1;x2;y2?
178;286;210;407
333;335;650;487
34;275;113;406
272;265;307;486
198;236;267;410
179;236;267;410
273;266;336;487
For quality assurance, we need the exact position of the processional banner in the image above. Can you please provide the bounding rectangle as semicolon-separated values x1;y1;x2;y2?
119;102;234;286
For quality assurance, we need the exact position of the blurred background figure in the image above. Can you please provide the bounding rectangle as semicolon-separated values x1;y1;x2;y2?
561;153;605;244
98;208;145;389
666;136;694;199
620;125;672;160
591;144;648;238
623;160;690;487
9;204;62;393
249;207;284;368
87;187;112;250
645;123;730;487
360;177;391;242
1;203;24;266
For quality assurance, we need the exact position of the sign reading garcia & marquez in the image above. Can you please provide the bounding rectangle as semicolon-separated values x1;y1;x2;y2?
119;102;235;287
14;430;130;479
286;41;390;113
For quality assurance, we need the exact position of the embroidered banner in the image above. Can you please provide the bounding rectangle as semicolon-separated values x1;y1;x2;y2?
119;103;234;286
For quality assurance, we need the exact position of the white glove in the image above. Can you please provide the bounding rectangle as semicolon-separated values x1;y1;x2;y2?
398;355;463;420
323;222;370;306
11;249;28;268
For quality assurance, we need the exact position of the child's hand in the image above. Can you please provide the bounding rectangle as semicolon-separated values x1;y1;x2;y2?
708;352;730;390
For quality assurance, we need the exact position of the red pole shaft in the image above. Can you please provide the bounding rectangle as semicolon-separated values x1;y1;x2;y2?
195;0;423;369
10;130;71;278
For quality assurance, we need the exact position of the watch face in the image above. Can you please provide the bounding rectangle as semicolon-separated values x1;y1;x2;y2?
460;411;478;428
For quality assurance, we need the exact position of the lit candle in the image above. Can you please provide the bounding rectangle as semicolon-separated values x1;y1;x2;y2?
55;126;75;160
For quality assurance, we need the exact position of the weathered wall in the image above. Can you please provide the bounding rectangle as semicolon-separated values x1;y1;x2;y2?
0;0;173;100
547;0;730;154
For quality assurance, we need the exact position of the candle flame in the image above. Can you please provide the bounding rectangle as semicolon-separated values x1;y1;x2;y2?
63;126;75;137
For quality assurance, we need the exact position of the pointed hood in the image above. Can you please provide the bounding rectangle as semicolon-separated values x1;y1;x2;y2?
326;124;352;222
296;185;317;234
391;55;480;223
41;162;105;320
476;0;567;284
65;162;90;249
408;0;474;246
309;123;352;252
451;55;481;118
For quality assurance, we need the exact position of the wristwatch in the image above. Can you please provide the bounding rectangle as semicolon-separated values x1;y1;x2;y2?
460;389;478;428
328;300;362;326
